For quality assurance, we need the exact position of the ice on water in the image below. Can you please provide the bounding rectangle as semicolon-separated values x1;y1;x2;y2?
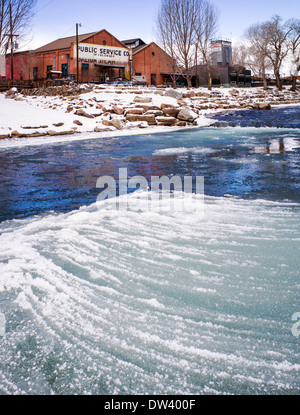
0;192;299;395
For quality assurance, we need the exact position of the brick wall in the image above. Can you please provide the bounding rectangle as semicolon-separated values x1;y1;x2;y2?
132;43;174;86
5;52;30;80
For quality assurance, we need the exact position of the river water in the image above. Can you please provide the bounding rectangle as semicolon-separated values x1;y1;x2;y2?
0;105;299;394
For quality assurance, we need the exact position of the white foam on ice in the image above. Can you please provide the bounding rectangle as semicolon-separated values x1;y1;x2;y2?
153;147;216;156
0;192;299;394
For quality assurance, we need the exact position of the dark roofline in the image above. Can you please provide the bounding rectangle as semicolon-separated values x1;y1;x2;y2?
122;38;146;44
33;32;96;53
33;29;129;54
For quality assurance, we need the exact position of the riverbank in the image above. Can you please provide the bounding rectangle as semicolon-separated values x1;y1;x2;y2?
1;84;300;141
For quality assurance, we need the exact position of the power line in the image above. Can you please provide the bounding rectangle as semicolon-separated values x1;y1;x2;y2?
36;0;56;13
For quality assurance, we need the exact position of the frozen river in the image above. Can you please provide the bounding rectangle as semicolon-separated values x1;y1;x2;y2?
0;105;299;394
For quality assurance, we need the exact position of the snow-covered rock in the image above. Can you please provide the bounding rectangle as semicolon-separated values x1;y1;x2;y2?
177;108;198;122
164;89;183;99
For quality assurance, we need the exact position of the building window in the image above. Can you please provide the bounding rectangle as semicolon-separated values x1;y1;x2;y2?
20;71;23;81
135;72;141;76
103;40;107;45
152;52;155;56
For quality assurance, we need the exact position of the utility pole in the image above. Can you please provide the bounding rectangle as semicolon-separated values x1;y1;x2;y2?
4;3;19;81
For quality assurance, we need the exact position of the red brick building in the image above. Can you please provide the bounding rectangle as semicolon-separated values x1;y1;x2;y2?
5;29;132;83
5;50;31;81
4;30;175;86
123;38;175;86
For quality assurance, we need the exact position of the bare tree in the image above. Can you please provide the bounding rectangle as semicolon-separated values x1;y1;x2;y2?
156;0;181;88
245;16;293;90
245;16;300;91
245;22;274;90
173;0;198;88
286;18;300;91
155;0;198;88
231;41;248;67
193;0;218;90
0;0;36;53
261;16;292;90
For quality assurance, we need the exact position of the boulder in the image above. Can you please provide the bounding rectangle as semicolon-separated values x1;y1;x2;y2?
177;108;198;122
133;96;152;103
46;130;75;136
131;90;143;94
113;105;124;115
74;109;95;118
160;103;178;110
135;105;161;112
176;121;187;127
126;108;145;115
9;130;46;138
94;126;115;132
183;91;196;98
24;132;47;137
257;103;271;110
144;110;164;117
164;89;183;99
102;120;114;127
111;118;126;130
155;117;177;126
125;114;157;125
21;125;48;129
162;107;180;118
102;118;126;130
5;87;18;99
73;120;83;126
66;105;73;113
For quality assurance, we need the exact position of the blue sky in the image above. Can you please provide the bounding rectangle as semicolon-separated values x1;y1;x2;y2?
24;0;300;50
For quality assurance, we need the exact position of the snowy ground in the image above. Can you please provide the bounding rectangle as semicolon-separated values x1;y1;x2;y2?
1;84;300;144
